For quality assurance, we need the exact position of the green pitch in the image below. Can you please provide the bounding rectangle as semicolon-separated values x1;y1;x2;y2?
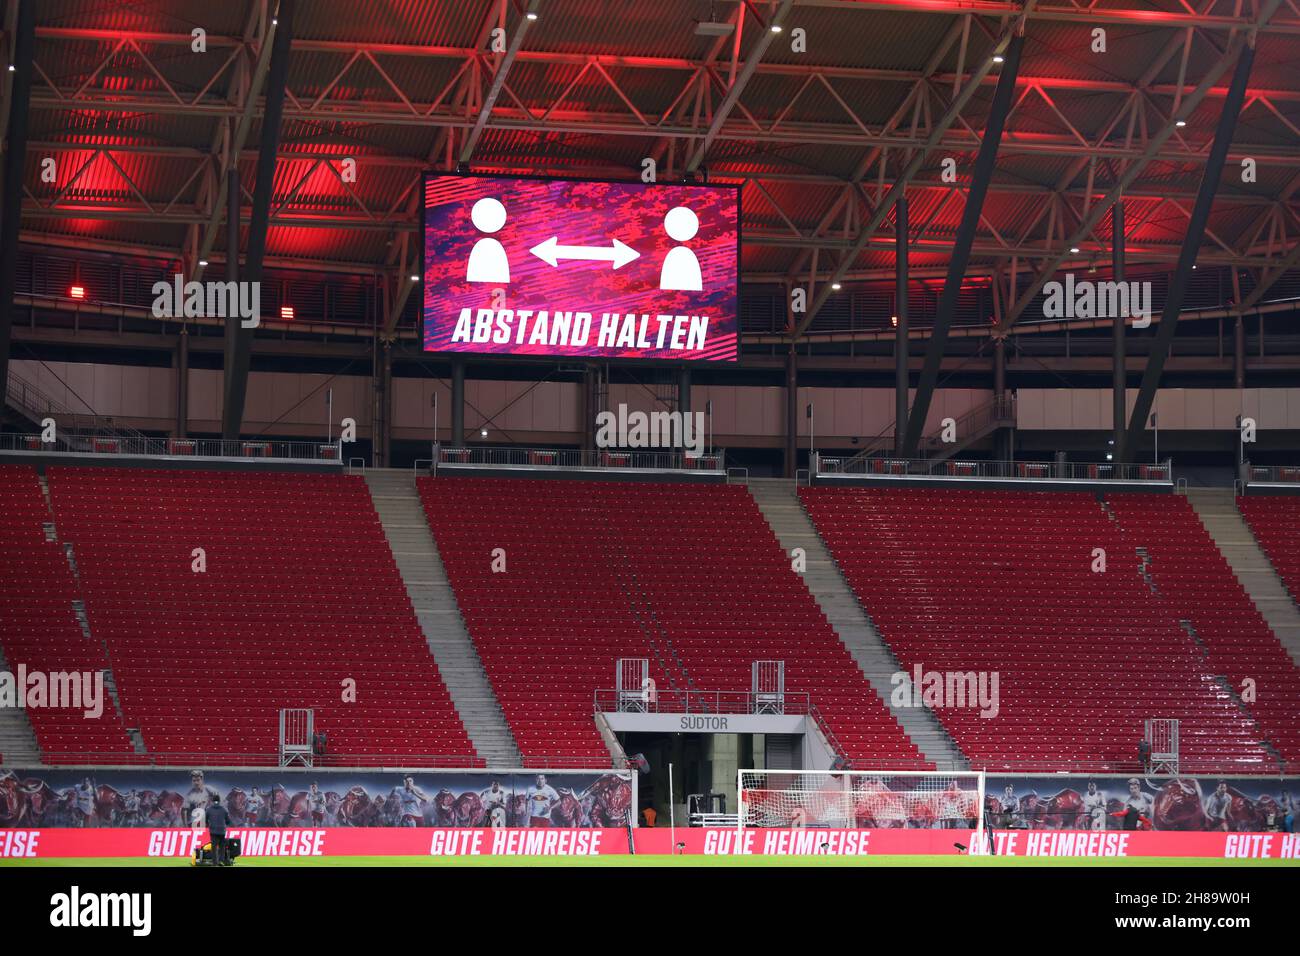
3;855;1292;868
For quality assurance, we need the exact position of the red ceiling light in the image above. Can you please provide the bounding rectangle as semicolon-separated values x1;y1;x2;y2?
69;285;85;300
280;305;295;320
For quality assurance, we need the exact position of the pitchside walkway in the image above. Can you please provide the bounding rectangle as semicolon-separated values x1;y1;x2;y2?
1185;488;1300;669
364;469;521;766
746;478;967;770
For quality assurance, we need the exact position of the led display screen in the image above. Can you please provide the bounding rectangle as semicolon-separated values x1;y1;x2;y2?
422;173;739;361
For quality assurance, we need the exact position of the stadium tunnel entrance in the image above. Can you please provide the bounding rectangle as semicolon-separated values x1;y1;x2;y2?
617;732;806;826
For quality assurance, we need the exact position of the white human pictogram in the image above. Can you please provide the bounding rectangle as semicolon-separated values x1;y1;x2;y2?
467;197;510;283
659;206;702;291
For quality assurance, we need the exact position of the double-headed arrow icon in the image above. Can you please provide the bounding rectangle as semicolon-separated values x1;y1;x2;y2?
529;236;640;270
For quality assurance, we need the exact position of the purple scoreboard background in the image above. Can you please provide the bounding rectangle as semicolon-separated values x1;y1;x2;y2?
421;173;739;361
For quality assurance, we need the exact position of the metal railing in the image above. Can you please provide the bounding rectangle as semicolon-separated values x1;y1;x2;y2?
5;371;152;444
806;701;849;763
22;753;1293;776
831;757;1299;775
26;752;486;769
815;454;1174;485
437;444;725;474
844;395;1017;464
26;751;629;771
0;433;344;463
1243;463;1300;485
594;688;812;715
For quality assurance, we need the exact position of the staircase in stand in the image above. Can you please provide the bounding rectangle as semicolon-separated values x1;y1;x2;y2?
1185;488;1300;669
0;643;41;767
364;469;521;766
746;477;967;770
841;396;1016;465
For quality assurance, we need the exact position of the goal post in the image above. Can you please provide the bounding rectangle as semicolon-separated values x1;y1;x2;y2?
737;769;985;843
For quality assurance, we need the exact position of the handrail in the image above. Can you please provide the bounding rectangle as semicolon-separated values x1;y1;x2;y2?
1242;463;1300;485
806;701;850;764
6;370;152;443
844;395;1017;465
437;444;726;474
0;433;344;463
594;688;812;715
817;455;1174;484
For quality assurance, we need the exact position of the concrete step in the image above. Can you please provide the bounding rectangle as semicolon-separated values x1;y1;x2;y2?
366;469;522;766
746;478;968;770
1185;489;1300;670
0;644;41;765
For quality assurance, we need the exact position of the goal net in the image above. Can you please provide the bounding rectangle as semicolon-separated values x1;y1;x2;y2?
738;769;985;838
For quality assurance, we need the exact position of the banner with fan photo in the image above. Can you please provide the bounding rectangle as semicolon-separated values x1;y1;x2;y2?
0;768;634;830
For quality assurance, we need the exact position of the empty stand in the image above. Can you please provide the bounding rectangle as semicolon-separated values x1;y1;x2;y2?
1238;496;1300;606
419;477;927;768
801;486;1287;774
1110;493;1300;768
46;467;476;766
0;465;136;762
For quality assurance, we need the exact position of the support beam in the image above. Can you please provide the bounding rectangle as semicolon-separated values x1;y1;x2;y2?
222;0;293;440
901;33;1024;458
792;1;1035;338
0;0;36;399
176;327;190;438
459;0;541;164
994;335;1006;400
1236;239;1300;311
686;0;796;172
221;166;241;425
193;3;276;284
893;195;909;457
579;364;592;453
1125;39;1257;459
1112;201;1126;462
784;347;798;478
378;340;392;467
677;366;691;415
1234;312;1245;388
1001;0;1282;331
993;335;1010;459
451;359;465;445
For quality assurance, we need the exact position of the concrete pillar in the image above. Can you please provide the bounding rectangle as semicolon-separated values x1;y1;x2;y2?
894;194;909;456
379;341;392;467
708;733;740;813
451;359;465;445
1234;314;1245;388
784;348;797;478
175;327;189;438
993;335;1010;460
1112;201;1126;462
582;364;599;453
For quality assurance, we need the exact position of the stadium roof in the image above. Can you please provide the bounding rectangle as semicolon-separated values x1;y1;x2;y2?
8;0;1300;337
